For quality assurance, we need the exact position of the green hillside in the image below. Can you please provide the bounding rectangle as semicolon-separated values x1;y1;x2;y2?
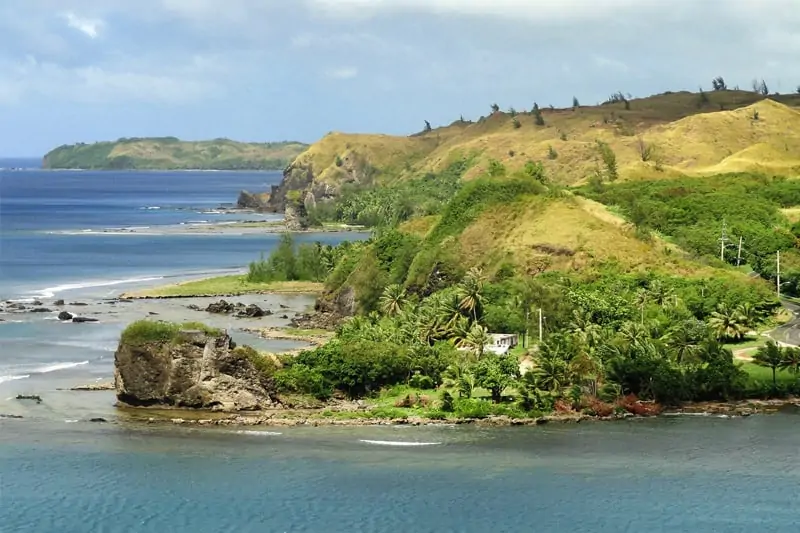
42;137;308;170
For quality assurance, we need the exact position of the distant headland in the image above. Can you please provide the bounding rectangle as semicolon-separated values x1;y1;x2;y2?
42;137;308;171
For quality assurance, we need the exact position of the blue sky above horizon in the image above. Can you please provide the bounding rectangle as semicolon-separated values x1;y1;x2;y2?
1;0;799;156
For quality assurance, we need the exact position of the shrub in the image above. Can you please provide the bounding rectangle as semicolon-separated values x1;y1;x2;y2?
409;373;435;390
441;391;455;412
616;394;662;416
234;346;278;378
547;145;558;160
560;132;568;141
120;320;221;346
583;398;614;417
454;398;493;418
274;364;332;400
512;118;521;129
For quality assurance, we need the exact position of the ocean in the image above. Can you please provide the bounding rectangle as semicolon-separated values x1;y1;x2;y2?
2;159;800;532
0;159;357;403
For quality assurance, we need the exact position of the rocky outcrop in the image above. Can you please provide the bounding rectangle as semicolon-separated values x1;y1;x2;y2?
58;311;73;321
265;147;376;214
284;200;309;230
114;330;276;411
236;190;270;211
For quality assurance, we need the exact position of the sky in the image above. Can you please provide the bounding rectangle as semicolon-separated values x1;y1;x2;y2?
1;0;799;156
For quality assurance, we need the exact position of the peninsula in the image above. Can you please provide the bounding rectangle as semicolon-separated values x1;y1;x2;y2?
42;137;308;171
96;85;800;425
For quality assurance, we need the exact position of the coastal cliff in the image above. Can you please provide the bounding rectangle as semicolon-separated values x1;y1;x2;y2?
114;322;277;411
43;137;308;171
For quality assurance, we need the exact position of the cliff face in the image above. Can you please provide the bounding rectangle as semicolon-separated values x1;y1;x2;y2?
265;132;425;212
114;330;276;411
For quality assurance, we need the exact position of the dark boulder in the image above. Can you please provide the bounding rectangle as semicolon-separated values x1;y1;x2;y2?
53;299;65;306
88;417;108;423
72;316;99;323
206;300;235;314
58;311;74;321
16;394;42;404
187;304;201;311
69;302;89;306
236;304;271;318
29;307;52;313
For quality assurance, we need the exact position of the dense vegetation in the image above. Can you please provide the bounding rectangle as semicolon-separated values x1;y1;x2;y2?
581;173;800;295
308;158;473;227
242;223;787;419
43;138;308;170
246;234;360;283
224;87;800;419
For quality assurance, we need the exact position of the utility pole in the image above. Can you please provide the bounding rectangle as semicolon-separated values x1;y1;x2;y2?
777;250;781;299
525;308;530;348
538;308;543;343
719;219;729;262
736;236;743;267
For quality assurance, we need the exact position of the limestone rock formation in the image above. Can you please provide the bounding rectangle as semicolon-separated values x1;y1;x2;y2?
114;330;275;411
236;190;270;211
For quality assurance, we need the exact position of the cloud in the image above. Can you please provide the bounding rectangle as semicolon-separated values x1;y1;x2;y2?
62;12;103;39
307;0;660;21
326;66;358;80
0;54;223;105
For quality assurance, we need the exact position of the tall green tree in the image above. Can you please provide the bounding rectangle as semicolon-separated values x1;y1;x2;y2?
753;341;783;387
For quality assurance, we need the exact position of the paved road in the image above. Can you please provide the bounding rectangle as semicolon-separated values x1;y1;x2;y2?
768;300;800;346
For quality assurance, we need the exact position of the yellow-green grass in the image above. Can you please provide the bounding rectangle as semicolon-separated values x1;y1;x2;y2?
741;362;799;386
724;336;768;351
454;194;727;278
288;91;800;195
121;275;323;298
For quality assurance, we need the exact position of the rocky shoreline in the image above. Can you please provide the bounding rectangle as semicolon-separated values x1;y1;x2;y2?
108;396;800;430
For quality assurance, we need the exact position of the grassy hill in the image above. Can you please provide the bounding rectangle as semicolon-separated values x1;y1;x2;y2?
269;90;800;211
42;137;308;170
264;88;800;303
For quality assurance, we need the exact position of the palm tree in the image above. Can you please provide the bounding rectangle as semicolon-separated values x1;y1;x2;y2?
379;284;406;317
753;341;783;388
457;267;485;323
708;303;747;341
634;289;648;324
736;302;759;331
779;347;800;375
648;280;675;308
664;318;707;365
463;323;492;360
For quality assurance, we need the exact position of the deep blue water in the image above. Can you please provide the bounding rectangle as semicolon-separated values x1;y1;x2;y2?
0;161;294;298
0;160;361;397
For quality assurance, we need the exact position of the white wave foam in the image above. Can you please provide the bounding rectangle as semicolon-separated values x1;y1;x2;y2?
235;430;283;436
64;419;79;423
0;374;30;384
140;206;161;210
358;440;441;447
33;276;164;298
33;361;89;374
48;340;116;352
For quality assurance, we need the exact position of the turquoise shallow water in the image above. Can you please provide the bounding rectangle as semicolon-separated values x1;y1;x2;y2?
3;415;800;532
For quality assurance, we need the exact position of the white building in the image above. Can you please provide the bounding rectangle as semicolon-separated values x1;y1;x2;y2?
485;334;519;355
